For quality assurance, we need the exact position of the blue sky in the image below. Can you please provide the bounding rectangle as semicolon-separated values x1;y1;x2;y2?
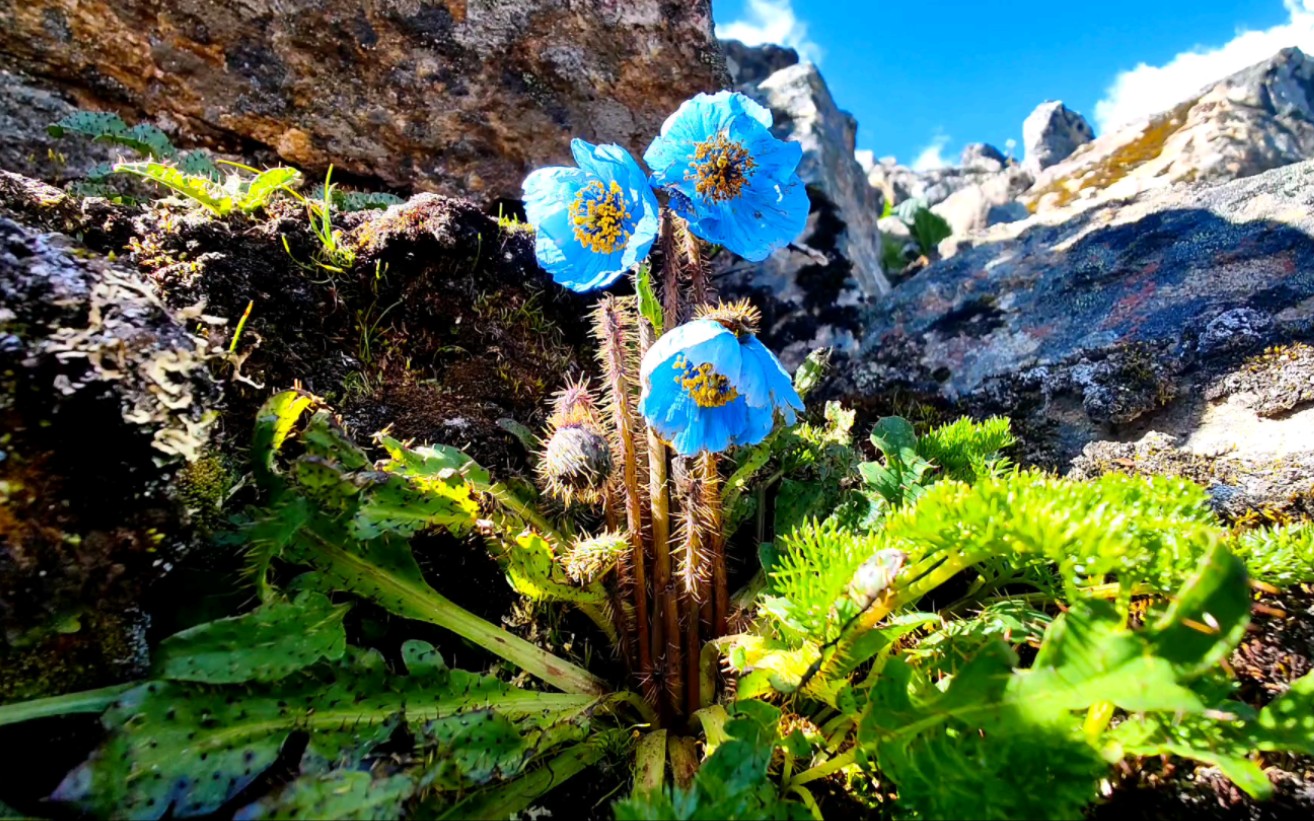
714;0;1314;169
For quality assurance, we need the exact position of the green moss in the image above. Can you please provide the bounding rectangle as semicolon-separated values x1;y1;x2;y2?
171;452;234;532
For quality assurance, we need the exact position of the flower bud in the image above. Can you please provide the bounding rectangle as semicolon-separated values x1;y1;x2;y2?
540;423;613;504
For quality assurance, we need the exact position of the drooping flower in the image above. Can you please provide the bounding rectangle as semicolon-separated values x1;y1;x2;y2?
638;300;804;456
644;91;809;262
522;139;660;292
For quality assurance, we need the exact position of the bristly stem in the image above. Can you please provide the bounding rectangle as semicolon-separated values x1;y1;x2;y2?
592;296;654;692
637;275;682;720
660;209;682;327
700;452;729;637
676;215;712;306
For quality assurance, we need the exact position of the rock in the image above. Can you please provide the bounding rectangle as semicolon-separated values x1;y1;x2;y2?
960;142;1007;172
0;0;726;199
931;165;1033;240
0;211;220;699
719;58;889;367
1026;48;1314;214
841;157;1314;489
1021;100;1095;174
722;38;799;86
0;70;119;183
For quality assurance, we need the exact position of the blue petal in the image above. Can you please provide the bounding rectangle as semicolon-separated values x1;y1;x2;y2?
640;319;732;390
736;403;777;447
667;393;747;456
741;336;804;423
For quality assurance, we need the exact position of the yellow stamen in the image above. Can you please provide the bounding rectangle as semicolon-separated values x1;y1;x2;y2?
687;132;756;203
570;179;633;254
673;355;739;408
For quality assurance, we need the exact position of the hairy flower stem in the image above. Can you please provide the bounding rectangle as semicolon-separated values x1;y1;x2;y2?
700;452;729;637
640;311;683;720
592;296;654;691
660;210;683;325
677;216;712;306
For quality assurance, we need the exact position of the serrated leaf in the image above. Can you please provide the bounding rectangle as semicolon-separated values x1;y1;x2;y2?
350;471;479;540
791;347;830;399
252;391;316;488
155;592;348;684
113;161;233;214
507;531;607;605
241;167;301;212
49;111;177;159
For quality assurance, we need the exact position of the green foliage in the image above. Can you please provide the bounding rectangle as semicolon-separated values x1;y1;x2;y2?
155;591;348;683
49;111;176;160
891;197;953;255
635;261;663;335
1231;523;1314;586
234;770;415;821
240;392;606;695
113;161;301;216
856;545;1254;820
51;636;597;820
614;702;811;820
307;185;404;212
857;415;1014;512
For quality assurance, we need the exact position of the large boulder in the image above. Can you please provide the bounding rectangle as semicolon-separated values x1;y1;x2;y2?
1026;47;1314;213
1021;100;1095;174
0;187;220;700
720;57;889;366
841;158;1314;514
0;0;726;199
931;165;1032;240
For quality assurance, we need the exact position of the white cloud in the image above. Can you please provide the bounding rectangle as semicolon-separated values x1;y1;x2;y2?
716;0;824;64
911;134;952;172
1095;0;1314;131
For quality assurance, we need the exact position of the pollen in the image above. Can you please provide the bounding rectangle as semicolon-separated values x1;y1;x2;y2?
687;132;756;204
673;355;739;408
570;179;633;255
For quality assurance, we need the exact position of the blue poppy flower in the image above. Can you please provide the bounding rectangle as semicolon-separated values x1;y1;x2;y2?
644;91;809;262
638;305;804;456
522;139;660;292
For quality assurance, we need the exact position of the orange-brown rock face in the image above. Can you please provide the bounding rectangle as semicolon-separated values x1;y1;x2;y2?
0;0;726;199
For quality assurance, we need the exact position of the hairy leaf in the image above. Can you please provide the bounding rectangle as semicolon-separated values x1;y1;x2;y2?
155;591;348;683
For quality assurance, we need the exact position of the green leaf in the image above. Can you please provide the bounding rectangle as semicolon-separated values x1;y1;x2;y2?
635;261;663;335
251;391;316;488
234;771;415;821
506;531;607;605
240;166;301;212
1231;523;1314;587
909;206;952;255
350;471;479;540
49;111;177;160
112;161;233;215
614;702;810;820
51;642;595;820
154;592;348;684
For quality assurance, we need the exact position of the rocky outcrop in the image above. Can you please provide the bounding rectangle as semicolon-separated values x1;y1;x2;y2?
0;0;726;200
722;55;889;366
1026;48;1314;214
931;165;1032;240
722;38;800;87
1021;101;1094;174
841;157;1314;512
0;169;598;700
0;191;220;700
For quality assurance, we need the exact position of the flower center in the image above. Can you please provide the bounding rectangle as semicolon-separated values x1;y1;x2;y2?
673;355;739;408
687;132;756;204
570;179;632;255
